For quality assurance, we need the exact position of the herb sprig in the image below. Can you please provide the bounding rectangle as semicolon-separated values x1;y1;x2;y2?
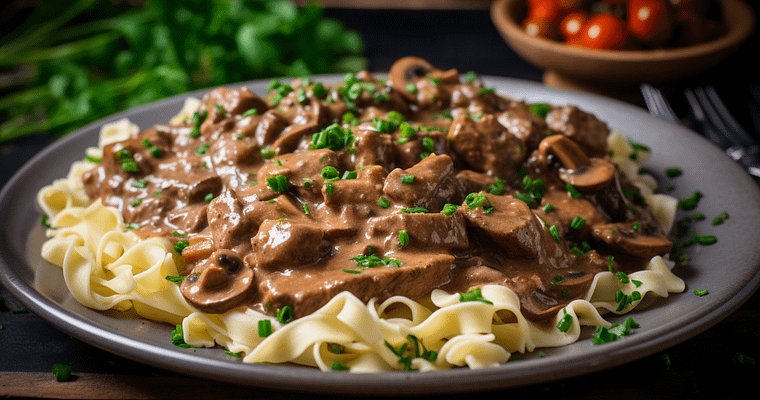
0;0;366;143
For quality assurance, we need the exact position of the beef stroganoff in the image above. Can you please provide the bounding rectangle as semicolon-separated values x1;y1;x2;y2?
38;57;684;372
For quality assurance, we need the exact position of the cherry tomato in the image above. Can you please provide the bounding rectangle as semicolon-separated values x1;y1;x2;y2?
578;13;629;50
559;11;589;41
523;15;560;40
527;0;562;24
628;0;675;47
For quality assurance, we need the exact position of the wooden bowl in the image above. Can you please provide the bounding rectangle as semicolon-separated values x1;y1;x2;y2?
491;0;756;90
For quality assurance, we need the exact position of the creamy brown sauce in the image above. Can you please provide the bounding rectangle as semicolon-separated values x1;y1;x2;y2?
82;57;671;322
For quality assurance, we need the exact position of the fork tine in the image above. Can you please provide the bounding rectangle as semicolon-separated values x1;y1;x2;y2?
684;87;732;148
703;85;755;145
640;83;678;123
694;86;754;146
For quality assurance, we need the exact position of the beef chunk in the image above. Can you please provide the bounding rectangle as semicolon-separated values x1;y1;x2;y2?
366;211;469;252
545;105;609;157
447;113;527;177
260;253;455;318
459;192;544;258
382;153;456;212
496;100;548;152
251;219;324;270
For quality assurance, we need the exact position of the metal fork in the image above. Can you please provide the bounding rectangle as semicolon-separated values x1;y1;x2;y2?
684;86;760;180
641;83;679;124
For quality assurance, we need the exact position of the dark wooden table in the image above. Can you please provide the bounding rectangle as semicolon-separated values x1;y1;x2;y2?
2;6;759;399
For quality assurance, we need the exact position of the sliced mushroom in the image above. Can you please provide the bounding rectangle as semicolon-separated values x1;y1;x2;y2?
591;222;673;260
538;134;628;221
388;56;436;101
538;134;614;192
181;249;254;313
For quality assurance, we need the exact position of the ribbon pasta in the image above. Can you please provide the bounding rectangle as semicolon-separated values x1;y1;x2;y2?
36;115;685;373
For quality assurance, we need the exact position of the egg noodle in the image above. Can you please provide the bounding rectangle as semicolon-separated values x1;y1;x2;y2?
37;101;684;372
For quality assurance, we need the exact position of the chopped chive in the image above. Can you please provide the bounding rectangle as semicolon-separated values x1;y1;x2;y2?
549;225;561;243
422;136;435;153
440;203;460;216
591;317;639;344
665;168;682;178
566;182;582;199
276;306;294;324
463;71;478;84
478;87;495;96
401;175;415;184
398;230;409;246
486;178;506;195
678;191;703;211
171;324;191;348
341;170;357;180
529;103;552;119
570;216;586;230
691;232;717;245
266;175;289;193
711;212;729;226
260;148;275;159
241;108;259;117
556;309;572;332
258;319;272;337
195;144;210;155
131;179;148;188
351;253;401;268
399;207;428;214
165;275;185;285
52;364;72;382
312;82;328;99
331;360;350;371
174;240;189;254
377;196;391;208
459;288;493;305
342;268;362;274
321;166;340;180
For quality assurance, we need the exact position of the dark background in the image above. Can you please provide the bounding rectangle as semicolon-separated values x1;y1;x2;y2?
2;2;759;399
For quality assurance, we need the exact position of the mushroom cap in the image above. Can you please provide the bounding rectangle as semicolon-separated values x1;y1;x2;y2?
592;222;673;260
388;56;436;101
537;134;615;192
181;249;254;314
559;157;616;192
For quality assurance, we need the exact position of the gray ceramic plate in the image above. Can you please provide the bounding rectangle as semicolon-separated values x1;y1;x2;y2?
2;77;760;395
